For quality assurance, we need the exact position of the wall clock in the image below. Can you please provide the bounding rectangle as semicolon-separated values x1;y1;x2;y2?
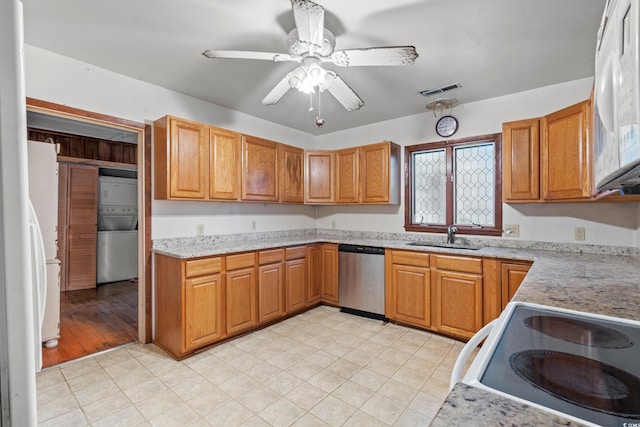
436;115;459;137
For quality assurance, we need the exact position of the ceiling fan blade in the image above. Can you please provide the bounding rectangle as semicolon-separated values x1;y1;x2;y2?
202;50;295;62
262;76;293;106
328;46;419;67
291;0;325;49
324;73;364;111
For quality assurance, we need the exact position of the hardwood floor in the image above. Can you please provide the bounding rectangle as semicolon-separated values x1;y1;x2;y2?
42;280;138;368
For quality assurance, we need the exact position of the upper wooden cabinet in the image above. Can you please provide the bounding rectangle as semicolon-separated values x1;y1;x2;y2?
502;100;593;203
155;116;209;200
305;151;336;204
336;147;359;203
209;126;241;200
542;101;592;200
242;135;279;202
502;119;540;202
280;144;304;203
359;141;400;204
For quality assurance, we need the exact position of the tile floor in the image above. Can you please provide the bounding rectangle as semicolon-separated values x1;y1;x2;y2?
37;306;475;426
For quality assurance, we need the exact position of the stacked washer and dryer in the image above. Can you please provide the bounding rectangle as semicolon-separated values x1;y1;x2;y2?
97;175;138;284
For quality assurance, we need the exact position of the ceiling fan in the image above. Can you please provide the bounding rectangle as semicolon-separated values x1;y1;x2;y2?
202;0;419;116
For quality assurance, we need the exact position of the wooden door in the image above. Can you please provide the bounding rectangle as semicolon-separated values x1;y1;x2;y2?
306;245;322;305
542;100;592;200
241;135;279;201
285;258;306;313
169;117;208;199
226;267;257;336
280;144;304;203
184;273;224;350
501;262;531;308
320;244;339;304
209;126;240;200
433;270;483;339
359;142;390;203
258;263;284;324
65;164;98;291
304;151;335;204
502;119;540;202
388;263;431;328
336;147;359;203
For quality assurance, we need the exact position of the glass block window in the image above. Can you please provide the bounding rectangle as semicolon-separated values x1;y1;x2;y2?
404;134;502;236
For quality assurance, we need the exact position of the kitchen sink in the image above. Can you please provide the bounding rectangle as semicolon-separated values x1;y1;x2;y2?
406;242;481;250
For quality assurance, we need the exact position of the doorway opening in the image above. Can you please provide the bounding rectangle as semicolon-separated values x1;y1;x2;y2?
26;99;150;367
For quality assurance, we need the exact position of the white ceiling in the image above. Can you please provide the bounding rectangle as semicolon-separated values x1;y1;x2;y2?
22;0;606;135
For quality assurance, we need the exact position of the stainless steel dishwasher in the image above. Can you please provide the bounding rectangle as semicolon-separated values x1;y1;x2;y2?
338;244;386;320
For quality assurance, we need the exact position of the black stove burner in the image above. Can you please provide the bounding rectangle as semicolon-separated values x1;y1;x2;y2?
510;350;640;417
524;316;634;349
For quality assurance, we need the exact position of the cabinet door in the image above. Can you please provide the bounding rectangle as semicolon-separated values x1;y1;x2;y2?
359;142;390;203
184;273;224;350
336;147;359;203
226;267;257;336
285;258;307;313
306;245;322;305
502;119;540;201
169;118;209;199
433;270;483;339
501;262;531;308
388;263;431;328
305;151;335;204
542;100;591;200
209;126;241;200
242;135;279;201
280;144;304;203
66;164;98;291
320;244;339;304
258;263;284;324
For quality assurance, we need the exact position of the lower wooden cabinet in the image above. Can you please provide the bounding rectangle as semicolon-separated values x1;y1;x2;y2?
501;261;532;308
285;246;307;313
320;244;339;304
386;250;431;328
226;253;257;336
306;245;323;305
155;254;225;359
258;249;285;324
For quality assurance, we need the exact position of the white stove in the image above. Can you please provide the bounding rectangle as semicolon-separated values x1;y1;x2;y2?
459;302;640;426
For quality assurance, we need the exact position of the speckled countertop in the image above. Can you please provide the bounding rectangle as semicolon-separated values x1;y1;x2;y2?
153;228;640;425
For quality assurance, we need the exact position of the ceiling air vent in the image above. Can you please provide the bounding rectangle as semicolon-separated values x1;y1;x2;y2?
420;83;461;97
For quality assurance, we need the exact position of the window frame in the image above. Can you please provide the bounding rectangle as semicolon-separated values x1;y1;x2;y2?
404;133;503;236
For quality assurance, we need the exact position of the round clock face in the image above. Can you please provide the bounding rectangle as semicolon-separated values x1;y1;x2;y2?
436;115;459;137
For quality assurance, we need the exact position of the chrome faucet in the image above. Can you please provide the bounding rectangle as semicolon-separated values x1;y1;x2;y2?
447;225;458;244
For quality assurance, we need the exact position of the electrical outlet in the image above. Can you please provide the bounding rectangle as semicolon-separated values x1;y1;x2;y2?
503;224;519;237
331;220;336;229
575;227;586;241
251;220;256;231
196;224;204;236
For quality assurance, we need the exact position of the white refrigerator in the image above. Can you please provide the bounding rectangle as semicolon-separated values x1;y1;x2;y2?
27;140;61;361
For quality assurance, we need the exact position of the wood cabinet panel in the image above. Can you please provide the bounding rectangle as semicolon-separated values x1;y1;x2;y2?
306;245;322;305
305;151;335;204
280;144;304;203
226;252;256;270
258;248;284;265
433;269;483;339
185;257;222;278
209;126;241;200
241;135;279;201
226;267;257;336
386;259;431;328
67;224;97;291
502;119;540;201
67;164;99;225
336;147;359;203
258;263;284;324
360;141;392;204
320;244;339;304
501;262;531;308
389;250;430;267
285;246;306;260
169;118;208;199
432;255;482;274
185;273;224;350
285;258;306;313
542;100;591;200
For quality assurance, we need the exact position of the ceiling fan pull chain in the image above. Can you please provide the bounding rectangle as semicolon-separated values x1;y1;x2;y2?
315;90;325;127
309;92;314;111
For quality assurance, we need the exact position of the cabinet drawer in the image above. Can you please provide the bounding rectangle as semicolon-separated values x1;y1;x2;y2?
226;252;256;270
185;257;222;278
285;246;306;260
259;248;284;265
432;255;482;274
388;250;430;267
